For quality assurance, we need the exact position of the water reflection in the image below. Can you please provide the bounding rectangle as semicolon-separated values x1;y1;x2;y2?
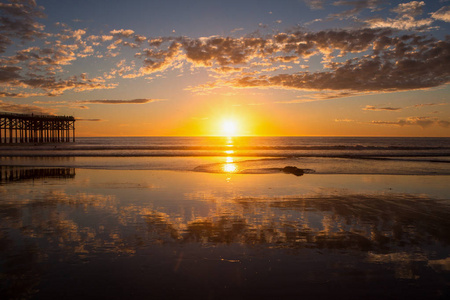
0;166;75;184
140;193;450;250
1;187;449;257
223;157;238;174
1;170;449;299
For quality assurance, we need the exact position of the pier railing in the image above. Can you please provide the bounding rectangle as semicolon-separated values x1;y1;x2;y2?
0;112;75;144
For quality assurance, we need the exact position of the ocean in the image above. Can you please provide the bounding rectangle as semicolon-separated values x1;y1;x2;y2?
1;136;450;299
1;136;449;175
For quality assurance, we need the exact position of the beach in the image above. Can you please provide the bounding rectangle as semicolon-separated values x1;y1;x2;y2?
1;137;450;299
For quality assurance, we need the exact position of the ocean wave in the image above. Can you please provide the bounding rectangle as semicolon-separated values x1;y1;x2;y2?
1;144;450;151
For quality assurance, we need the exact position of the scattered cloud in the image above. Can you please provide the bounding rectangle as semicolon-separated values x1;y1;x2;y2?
371;116;450;128
392;1;425;17
303;0;326;10
110;29;135;38
335;118;355;122
78;98;163;104
431;6;450;22
230;28;244;33
363;105;402;111
76;118;104;121
413;102;448;108
0;100;56;115
364;1;434;30
329;0;385;20
0;0;46;52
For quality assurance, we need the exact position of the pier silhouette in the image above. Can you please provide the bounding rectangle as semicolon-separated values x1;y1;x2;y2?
0;112;75;144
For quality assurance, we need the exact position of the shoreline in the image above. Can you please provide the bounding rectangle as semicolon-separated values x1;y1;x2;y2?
1;155;450;176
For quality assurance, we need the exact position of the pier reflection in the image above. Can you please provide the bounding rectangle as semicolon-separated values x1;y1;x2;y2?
0;166;75;184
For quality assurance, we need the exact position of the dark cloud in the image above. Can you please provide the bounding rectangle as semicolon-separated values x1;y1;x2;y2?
391;1;425;17
371;116;449;128
78;99;161;104
0;65;22;82
363;105;402;111
21;75;115;95
437;120;450;127
0;100;56;115
75;118;103;121
0;0;45;52
226;32;450;94
329;0;385;20
303;0;326;10
181;37;264;66
413;103;447;108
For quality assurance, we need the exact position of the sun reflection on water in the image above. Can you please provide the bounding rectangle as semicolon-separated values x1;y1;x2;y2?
223;157;237;173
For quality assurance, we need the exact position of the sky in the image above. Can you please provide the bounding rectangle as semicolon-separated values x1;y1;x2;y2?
0;0;449;137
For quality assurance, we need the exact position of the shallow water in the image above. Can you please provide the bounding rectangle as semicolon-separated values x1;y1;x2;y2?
1;167;449;299
2;137;449;177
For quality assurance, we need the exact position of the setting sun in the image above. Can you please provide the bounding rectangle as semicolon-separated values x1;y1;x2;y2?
221;119;239;136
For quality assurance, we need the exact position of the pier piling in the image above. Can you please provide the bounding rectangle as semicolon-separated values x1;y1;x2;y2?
0;112;75;144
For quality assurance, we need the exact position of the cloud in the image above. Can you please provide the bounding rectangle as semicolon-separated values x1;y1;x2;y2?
0;0;46;52
438;120;450;127
0;100;56;115
392;1;425;17
335;118;355;122
137;41;182;74
364;1;434;30
364;17;433;30
78;99;162;104
371;116;449;128
431;6;450;22
230;28;244;33
75;118;104;121
413;102;448;108
1;1;450;105
1;41;117;95
224;31;450;95
0;10;122;98
180;37;264;67
329;0;385;20
363;105;402;111
110;29;135;38
212;66;245;74
32;100;67;104
101;35;113;42
0;91;46;98
303;0;326;10
20;76;116;96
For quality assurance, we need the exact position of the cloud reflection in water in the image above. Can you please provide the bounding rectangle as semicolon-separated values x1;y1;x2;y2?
1;169;449;299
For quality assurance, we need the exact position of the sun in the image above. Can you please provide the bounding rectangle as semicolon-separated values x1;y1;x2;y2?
221;119;238;136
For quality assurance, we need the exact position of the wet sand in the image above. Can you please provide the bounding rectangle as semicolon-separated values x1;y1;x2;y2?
1;168;449;299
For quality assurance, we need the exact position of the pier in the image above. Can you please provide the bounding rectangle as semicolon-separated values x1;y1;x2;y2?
0;166;76;183
0;112;75;144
